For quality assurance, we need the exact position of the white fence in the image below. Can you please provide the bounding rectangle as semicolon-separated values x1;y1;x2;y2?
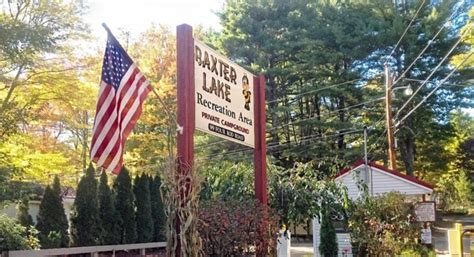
2;242;166;257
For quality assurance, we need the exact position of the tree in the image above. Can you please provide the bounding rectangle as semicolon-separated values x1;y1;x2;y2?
36;176;69;248
125;25;177;175
0;214;39;251
133;174;154;243
98;170;120;245
348;192;420;256
70;164;100;246
214;0;473;179
113;167;137;244
16;196;34;228
150;175;166;241
319;209;338;257
0;0;87;138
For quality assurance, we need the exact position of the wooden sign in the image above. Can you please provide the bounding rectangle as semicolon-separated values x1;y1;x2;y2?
414;201;436;222
194;40;255;147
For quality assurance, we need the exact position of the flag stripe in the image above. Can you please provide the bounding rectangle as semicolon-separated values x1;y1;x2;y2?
101;83;151;173
91;34;151;174
90;85;116;149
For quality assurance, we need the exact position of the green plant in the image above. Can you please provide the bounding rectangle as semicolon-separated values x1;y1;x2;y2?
70;164;101;246
0;214;39;251
399;247;436;257
113;167;137;244
150;175;166;242
269;161;349;226
319;209;338;257
198;200;279;256
16;196;34;227
36;176;69;248
133;174;154;243
98;170;120;245
436;169;472;211
348;192;420;256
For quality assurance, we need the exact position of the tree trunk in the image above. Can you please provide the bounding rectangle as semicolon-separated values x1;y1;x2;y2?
398;115;415;176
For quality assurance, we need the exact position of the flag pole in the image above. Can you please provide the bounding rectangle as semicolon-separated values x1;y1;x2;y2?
150;86;182;134
101;23;180;133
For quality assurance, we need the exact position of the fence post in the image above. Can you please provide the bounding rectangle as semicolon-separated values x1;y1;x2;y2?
140;248;146;256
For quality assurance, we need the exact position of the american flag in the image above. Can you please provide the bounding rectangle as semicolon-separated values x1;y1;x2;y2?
90;31;151;174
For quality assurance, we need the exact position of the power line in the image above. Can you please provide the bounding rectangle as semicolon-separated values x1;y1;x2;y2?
386;0;426;61
267;79;363;105
195;96;384;150
395;50;473;127
268;97;385;132
197;115;386;162
198;128;365;161
391;3;469;89
394;29;469;119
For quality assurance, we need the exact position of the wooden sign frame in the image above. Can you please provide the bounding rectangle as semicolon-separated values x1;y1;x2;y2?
176;24;268;256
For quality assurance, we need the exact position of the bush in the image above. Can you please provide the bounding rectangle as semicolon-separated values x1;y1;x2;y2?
70;164;101;246
348;192;420;256
399;247;436;257
319;209;338;257
198;200;279;256
0;214;39;251
36;176;69;248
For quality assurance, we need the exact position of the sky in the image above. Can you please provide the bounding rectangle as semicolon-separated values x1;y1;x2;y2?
85;0;223;39
83;0;474;117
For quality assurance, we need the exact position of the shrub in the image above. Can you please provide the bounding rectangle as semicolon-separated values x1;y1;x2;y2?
0;214;39;251
150;175;166;242
70;164;101;246
36;176;69;248
198;200;279;256
98;170;120;245
133;174;153;243
113;167;137;244
16;196;34;227
319;209;338;257
348;192;420;256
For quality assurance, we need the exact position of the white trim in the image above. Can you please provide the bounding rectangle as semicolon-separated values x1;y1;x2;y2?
371;166;433;193
8;242;166;257
334;164;365;181
335;164;433;194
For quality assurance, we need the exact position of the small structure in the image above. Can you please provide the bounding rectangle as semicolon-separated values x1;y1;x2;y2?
0;187;76;224
312;160;434;257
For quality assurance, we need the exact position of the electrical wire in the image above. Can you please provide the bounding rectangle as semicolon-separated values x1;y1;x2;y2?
394;28;469;119
194;96;384;150
267;97;385;132
386;0;426;61
267;79;363;105
390;3;469;90
197;128;365;161
395;50;473;127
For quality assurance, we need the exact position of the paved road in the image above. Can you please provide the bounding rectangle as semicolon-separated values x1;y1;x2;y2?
290;243;313;257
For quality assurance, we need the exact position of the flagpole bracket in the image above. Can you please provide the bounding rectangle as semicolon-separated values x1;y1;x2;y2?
177;124;184;135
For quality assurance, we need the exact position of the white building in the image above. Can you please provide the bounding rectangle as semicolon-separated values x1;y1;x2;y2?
313;160;434;257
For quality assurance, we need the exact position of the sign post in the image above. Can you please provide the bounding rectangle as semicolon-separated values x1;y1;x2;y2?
176;23;268;256
253;74;268;205
176;24;195;257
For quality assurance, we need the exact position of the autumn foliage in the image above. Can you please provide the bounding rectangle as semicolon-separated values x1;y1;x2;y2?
198;200;279;256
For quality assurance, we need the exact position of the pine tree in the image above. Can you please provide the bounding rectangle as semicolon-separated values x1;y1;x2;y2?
319;210;338;257
134;174;154;243
36;176;69;248
70;164;101;246
16;196;34;227
98;170;120;245
113;167;137;244
150;175;166;241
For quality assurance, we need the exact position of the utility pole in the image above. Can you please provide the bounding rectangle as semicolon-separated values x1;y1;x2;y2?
385;63;397;170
